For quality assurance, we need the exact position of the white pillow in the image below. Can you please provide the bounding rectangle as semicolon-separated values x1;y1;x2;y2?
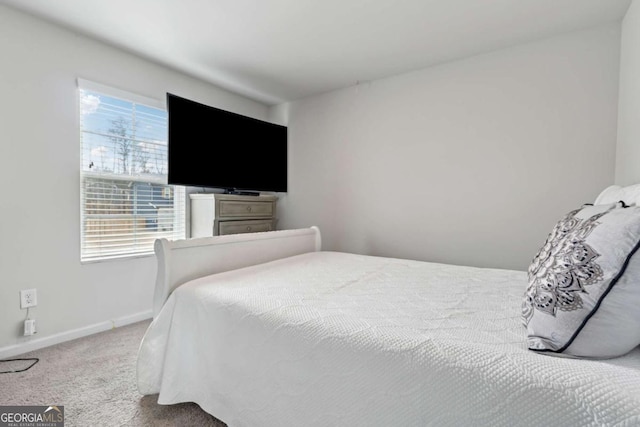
594;183;640;206
522;202;640;358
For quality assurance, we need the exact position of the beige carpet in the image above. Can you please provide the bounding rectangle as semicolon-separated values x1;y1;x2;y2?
0;320;226;427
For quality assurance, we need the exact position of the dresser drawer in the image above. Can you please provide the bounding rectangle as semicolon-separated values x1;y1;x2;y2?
217;219;274;235
218;200;274;218
190;193;278;237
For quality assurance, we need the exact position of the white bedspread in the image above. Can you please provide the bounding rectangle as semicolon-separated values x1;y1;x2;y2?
137;251;640;426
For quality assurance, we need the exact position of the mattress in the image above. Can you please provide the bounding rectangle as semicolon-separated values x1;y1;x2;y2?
137;251;640;426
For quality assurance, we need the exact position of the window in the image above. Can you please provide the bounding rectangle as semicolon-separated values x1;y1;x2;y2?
78;80;185;262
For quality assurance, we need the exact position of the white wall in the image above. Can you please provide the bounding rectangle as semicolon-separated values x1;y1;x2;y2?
0;5;268;353
274;25;621;271
616;0;640;185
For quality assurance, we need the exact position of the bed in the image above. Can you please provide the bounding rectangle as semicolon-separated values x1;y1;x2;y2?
137;186;640;427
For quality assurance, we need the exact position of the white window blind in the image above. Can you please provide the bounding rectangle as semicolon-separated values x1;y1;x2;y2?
78;80;185;262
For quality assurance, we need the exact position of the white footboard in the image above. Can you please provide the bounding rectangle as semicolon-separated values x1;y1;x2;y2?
152;226;322;318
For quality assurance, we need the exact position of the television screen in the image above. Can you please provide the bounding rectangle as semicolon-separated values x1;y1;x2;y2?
167;93;287;193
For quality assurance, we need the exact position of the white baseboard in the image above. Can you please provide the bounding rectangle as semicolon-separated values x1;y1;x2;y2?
0;310;152;359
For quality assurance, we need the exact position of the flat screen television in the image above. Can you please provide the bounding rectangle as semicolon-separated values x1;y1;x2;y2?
166;93;287;194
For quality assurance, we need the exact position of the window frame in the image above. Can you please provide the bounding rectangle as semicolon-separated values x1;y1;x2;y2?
78;79;185;263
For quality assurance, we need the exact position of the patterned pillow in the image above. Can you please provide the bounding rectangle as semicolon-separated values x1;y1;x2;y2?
522;202;640;358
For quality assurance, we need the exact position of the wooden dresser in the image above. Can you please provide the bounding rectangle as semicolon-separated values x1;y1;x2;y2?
190;193;278;237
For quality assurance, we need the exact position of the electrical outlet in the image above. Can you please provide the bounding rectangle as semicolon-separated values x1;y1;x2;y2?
24;319;36;336
20;289;37;309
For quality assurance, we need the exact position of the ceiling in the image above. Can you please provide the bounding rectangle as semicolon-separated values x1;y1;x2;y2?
1;0;632;105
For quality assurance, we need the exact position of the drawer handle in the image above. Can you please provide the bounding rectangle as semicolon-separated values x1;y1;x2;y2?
246;226;252;231
246;206;252;212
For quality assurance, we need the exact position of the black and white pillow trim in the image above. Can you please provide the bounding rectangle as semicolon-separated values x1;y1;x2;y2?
532;236;640;354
